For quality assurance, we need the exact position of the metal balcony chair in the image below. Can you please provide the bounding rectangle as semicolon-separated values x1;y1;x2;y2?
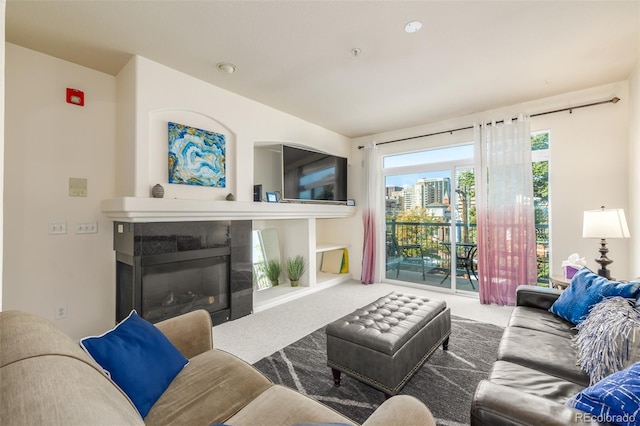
386;233;426;280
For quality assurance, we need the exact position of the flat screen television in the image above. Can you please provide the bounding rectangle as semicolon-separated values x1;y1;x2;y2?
282;145;347;202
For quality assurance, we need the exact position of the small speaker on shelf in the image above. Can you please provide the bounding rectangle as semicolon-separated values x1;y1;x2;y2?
253;184;262;202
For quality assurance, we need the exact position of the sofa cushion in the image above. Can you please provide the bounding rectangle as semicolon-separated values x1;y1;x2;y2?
1;355;144;426
471;380;588;426
488;361;585;404
574;296;640;385
566;361;640;426
508;306;575;338
549;268;640;325
145;348;273;426
80;310;188;418
1;311;144;426
0;310;102;368
360;395;436;426
225;385;356;426
497;327;590;386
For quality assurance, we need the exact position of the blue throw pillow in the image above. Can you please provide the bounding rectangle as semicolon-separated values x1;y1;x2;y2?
566;362;640;426
549;268;640;325
80;310;188;418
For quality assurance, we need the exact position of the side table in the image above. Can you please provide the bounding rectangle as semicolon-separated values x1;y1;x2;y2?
550;274;571;290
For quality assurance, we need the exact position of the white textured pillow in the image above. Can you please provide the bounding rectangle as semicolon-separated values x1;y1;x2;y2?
573;296;640;385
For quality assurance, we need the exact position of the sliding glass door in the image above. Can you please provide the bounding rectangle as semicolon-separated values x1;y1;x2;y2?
440;167;477;292
383;145;477;294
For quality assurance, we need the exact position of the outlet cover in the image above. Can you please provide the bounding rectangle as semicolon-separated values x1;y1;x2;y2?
55;304;67;320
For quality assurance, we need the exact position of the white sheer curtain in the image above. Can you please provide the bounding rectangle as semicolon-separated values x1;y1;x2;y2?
361;142;378;284
474;115;538;305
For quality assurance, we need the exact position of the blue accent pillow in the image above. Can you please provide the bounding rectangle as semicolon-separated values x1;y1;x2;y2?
80;310;188;418
567;361;640;426
549;268;640;325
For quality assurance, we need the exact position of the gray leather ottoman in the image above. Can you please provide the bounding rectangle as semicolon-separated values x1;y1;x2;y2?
326;291;451;397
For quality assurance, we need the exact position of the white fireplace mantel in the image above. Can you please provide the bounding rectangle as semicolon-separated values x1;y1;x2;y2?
101;197;356;222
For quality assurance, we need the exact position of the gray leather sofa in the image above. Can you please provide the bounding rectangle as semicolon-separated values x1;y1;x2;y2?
470;285;599;425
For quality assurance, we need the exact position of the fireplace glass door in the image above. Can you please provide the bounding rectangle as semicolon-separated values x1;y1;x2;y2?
141;255;229;322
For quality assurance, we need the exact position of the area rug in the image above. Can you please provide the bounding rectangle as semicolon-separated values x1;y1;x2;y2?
253;316;503;426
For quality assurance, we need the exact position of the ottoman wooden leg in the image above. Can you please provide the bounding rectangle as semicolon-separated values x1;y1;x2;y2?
443;336;449;350
332;368;341;387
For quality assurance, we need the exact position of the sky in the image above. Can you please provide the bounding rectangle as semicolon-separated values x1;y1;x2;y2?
386;171;451;188
384;144;474;188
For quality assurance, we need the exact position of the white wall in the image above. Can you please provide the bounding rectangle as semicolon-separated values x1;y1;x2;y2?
253;145;283;196
349;81;632;283
629;61;640;278
0;1;5;309
3;44;116;338
4;49;352;339
117;56;351;201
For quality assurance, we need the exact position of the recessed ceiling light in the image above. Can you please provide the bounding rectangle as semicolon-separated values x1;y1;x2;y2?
404;20;422;33
217;62;236;74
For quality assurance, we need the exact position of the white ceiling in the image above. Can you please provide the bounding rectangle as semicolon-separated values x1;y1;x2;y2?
5;1;640;138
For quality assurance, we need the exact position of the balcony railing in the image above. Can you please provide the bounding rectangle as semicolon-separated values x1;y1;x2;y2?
386;220;549;285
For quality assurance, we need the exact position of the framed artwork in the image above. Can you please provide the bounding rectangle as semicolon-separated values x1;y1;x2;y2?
168;122;226;187
266;192;278;203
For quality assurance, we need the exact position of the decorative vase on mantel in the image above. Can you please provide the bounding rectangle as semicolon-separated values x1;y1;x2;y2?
152;183;165;198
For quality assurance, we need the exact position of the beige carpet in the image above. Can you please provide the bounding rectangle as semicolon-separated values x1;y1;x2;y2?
213;280;513;364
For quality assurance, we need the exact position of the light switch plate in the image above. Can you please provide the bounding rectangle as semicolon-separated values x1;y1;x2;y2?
48;221;66;235
69;177;87;197
75;222;98;234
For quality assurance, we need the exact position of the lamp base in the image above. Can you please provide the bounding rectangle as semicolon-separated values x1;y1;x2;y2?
595;238;614;280
596;267;613;280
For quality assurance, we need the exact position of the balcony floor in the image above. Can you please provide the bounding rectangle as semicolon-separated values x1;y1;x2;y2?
385;267;479;293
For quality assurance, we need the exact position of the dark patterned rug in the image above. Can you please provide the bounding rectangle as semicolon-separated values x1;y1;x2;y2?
253;316;504;426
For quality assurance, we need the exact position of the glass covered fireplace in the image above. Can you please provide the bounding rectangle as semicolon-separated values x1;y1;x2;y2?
140;248;229;322
114;221;252;325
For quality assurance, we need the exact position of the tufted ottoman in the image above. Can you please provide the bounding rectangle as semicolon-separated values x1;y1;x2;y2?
326;291;450;397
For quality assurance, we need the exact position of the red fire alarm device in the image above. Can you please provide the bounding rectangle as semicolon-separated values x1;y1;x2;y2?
66;88;84;106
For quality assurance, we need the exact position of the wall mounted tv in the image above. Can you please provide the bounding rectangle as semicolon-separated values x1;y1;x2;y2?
282;145;347;203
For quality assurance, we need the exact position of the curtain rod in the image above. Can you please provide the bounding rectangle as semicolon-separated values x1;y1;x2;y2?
357;96;620;149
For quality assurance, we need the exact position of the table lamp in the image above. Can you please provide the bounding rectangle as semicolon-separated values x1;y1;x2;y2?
582;206;630;279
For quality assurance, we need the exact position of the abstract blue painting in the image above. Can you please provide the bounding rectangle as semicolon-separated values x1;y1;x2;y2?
168;122;226;187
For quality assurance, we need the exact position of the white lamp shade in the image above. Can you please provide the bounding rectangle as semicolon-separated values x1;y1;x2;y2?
582;208;631;239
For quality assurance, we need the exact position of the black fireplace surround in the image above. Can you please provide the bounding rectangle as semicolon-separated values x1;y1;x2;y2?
113;220;253;325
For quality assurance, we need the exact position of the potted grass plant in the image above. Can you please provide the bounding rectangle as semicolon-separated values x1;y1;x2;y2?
263;259;281;287
286;255;306;287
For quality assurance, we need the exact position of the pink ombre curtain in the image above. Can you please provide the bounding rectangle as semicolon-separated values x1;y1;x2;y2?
474;115;537;305
361;142;378;284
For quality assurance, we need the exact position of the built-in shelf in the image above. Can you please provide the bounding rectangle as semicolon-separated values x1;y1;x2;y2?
101;197;356;222
316;243;350;253
316;271;352;286
316;243;351;286
102;197;357;314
